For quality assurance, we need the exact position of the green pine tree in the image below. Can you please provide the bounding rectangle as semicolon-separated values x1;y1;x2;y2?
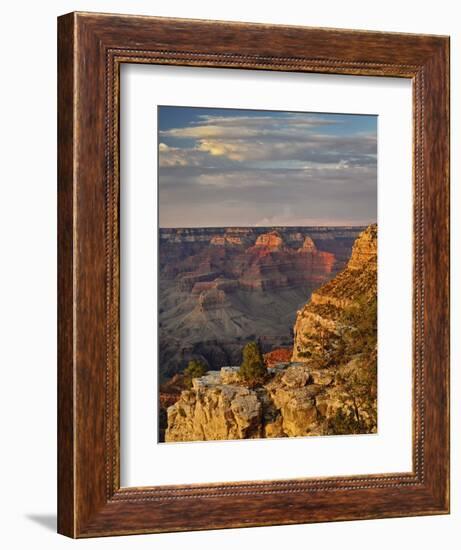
183;359;207;388
239;341;266;387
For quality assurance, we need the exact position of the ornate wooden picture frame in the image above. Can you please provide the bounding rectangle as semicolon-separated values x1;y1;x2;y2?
57;12;450;537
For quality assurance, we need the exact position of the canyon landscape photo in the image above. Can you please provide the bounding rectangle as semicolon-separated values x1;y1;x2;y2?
157;106;377;442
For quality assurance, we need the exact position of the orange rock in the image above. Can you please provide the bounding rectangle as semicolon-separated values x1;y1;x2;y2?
264;348;293;367
255;231;284;249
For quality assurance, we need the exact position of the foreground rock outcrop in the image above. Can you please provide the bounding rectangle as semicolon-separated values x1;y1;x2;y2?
165;225;378;442
166;364;333;441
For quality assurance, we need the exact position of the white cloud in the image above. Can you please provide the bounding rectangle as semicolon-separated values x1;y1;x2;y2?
160;114;376;165
158;110;377;226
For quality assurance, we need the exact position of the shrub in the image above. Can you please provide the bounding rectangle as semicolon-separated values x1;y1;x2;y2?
183;359;207;388
326;407;364;435
239;341;266;386
341;295;377;357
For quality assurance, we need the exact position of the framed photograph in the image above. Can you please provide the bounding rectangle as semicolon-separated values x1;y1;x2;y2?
58;12;450;537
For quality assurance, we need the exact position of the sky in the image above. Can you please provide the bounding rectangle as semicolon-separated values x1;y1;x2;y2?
158;106;377;228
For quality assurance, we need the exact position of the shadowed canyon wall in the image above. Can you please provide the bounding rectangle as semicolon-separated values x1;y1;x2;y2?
158;226;364;382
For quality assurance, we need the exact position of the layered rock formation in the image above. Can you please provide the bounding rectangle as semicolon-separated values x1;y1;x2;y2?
254;230;284;249
159;226;362;280
164;225;378;441
292;224;377;362
159;226;363;380
210;235;244;247
300;236;316;253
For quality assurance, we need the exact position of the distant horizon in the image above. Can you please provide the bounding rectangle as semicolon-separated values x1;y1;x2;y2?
158;222;374;229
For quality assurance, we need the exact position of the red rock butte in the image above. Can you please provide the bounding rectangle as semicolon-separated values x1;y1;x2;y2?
300;236;317;252
210;235;243;246
254;231;284;249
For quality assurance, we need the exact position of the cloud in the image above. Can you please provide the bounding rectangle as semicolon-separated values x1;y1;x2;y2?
158;143;213;168
161;114;337;140
158;168;376;227
158;110;377;227
160;114;376;167
196;135;376;164
196;140;244;160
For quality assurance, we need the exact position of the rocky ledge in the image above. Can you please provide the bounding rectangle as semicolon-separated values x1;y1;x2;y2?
164;362;366;442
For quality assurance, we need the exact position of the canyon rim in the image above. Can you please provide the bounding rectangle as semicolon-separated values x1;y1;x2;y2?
157;106;377;442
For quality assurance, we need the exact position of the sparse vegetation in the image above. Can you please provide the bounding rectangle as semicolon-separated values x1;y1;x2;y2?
183;359;208;388
239;341;267;387
341;296;377;356
298;322;340;368
326;407;364;435
328;295;378;433
300;291;377;434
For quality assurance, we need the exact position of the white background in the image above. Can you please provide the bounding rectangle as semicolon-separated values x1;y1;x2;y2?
121;65;413;486
0;0;458;548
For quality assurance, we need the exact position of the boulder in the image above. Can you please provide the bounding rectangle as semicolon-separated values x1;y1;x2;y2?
281;365;312;388
166;382;262;442
220;366;241;384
